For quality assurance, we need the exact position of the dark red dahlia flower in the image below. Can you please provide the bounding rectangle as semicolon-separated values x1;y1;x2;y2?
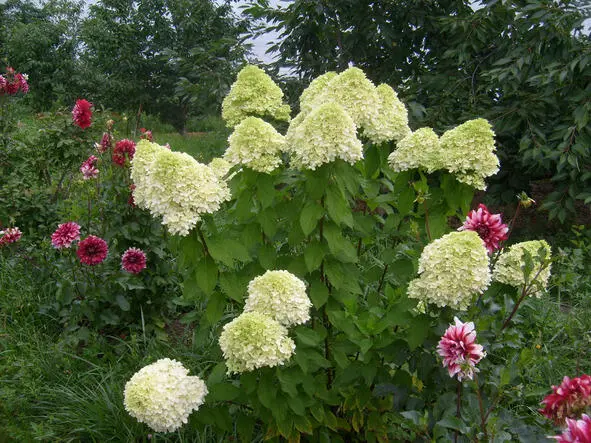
541;375;591;425
458;204;508;254
112;139;136;167
72;99;93;129
121;247;146;274
77;235;108;265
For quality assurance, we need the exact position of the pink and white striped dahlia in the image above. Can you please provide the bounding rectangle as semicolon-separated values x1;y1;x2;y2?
121;247;147;274
80;155;99;179
0;227;22;246
437;317;486;381
552;414;591;442
458;203;508;254
541;375;591;425
51;222;81;249
77;235;108;265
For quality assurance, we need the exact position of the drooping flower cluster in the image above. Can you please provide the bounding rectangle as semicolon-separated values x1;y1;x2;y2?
112;139;136;167
285;102;363;170
76;235;108;265
222;65;291;128
493;240;552;292
541;375;591;425
552;414;591;442
0;227;22;246
388;119;499;190
219;312;296;374
437;317;486;381
80;155;99;179
0;67;28;95
244;270;311;327
285;67;411;170
131;140;231;235
72;99;92;129
124;358;208;433
51;222;81;249
388;128;441;172
458;204;508;254
121;247;147;274
224;117;285;173
407;231;491;310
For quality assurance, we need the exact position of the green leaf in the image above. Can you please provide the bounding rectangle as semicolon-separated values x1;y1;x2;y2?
219;272;249;302
196;256;218;295
207;383;241;401
300;203;325;236
208;362;227;385
406;315;431;350
397;186;415;215
205;292;226;325
258;374;278;409
115;294;130;311
323;223;357;263
309;279;329;308
304;241;326;272
259;243;277;269
208;237;250;266
364;144;381;178
237;414;256;442
256;173;275;209
326;185;354;227
436;416;468;433
258;207;278;238
295;326;325;346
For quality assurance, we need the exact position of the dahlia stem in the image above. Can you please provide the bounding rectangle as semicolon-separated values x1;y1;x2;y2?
474;373;489;441
454;380;462;443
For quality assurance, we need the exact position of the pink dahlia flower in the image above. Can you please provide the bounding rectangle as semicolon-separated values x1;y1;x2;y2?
0;227;22;246
112;139;136;167
51;222;81;249
0;75;6;91
128;184;136;207
139;128;153;142
72;99;93;129
97;133;112;153
541;375;591;425
77;235;108;265
15;73;28;93
80;155;99;179
552;414;591;442
121;247;147;274
458;204;508;254
437;317;486;381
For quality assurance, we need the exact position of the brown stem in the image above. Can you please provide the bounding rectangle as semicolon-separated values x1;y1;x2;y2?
423;200;432;242
197;224;209;257
376;264;388;295
474;374;489;441
454;380;462;443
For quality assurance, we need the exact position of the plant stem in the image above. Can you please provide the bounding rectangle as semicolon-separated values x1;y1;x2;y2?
423;200;432;242
474;374;489;441
197;224;209;257
455;380;462;443
376;264;388;295
501;264;547;330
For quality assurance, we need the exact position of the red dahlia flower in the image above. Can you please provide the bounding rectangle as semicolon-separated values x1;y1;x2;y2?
121;247;147;274
72;99;93;129
15;73;28;93
51;222;81;249
112;139;136;167
80;155;99;179
77;235;108;265
552;414;591;442
437;317;486;381
541;375;591;425
97;133;112;153
128;184;136;207
458;203;508;254
0;227;22;246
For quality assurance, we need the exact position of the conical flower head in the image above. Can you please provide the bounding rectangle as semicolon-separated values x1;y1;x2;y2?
124;358;207;433
437;317;486;381
439;118;499;190
222;65;291;127
286;102;363;170
408;231;491;310
363;83;411;144
388;127;441;173
224;116;285;173
458;204;508;254
299;71;338;115
493;240;552;293
219;312;295;374
244;270;311;327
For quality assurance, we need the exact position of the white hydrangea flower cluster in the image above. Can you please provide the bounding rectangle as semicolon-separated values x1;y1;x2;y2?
222;65;291;128
219;270;311;373
493;240;552;293
363;84;412;144
388;118;499;190
439;118;499;190
285;102;363;170
244;270;311;327
388;127;441;172
285;66;411;169
224;116;285;173
131;140;231;236
408;231;491;310
208;157;233;179
124;358;208;433
219;312;296;374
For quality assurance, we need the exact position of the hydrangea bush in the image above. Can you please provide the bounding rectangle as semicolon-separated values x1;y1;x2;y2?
123;65;559;440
